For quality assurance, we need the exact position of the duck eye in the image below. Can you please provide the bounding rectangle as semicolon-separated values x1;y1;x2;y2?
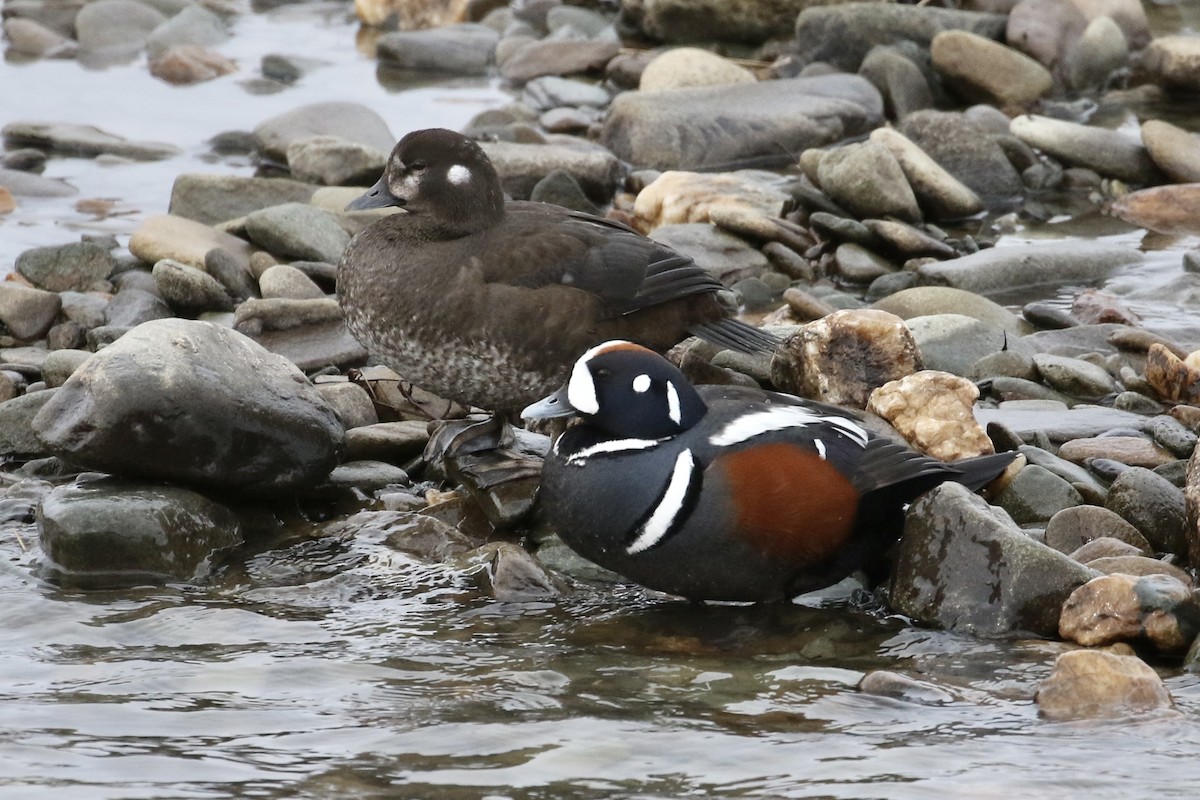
595;368;611;378
408;160;426;171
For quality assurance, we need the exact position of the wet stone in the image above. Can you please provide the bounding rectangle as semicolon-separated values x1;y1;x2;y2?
1141;120;1200;184
1010;114;1160;184
41;349;92;388
897;109;1023;207
498;39;619;83
252;101;394;163
816;140;921;223
1149;415;1199;458
259;264;325;300
286;136;388;187
1058;436;1176;469
343;421;431;464
464;541;565;602
1145;343;1200;405
129;213;258;272
905;314;1026;377
1069;537;1146;563
169;174;317;227
74;0;166;55
243;203;350;264
2;121;180;161
915;242;1142;297
314;380;377;430
1060;573;1200;653
1045;505;1152;555
858;670;955;705
522;76;610;111
1036;650;1173;721
858;46;934;122
1106;467;1187;555
834;243;895;284
1086;555;1193;586
37;478;243;588
1032;353;1119;399
993;463;1084;525
104;287;172;328
890;481;1098;638
931;30;1052;107
323;460;410;493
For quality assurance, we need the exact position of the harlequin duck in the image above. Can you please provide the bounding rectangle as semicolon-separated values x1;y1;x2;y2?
522;341;1016;602
338;128;775;413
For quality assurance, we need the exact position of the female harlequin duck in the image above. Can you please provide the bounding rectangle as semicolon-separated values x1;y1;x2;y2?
338;127;775;413
522;341;1017;602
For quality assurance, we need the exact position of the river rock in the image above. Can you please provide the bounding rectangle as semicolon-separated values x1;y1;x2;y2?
259;264;325;300
931;30;1053;107
523;76;611;112
603;74;883;171
1086;555;1193;585
152;258;234;313
771;309;922;407
915;241;1142;297
1058;436;1176;469
0;390;56;457
1141;120;1200;184
993;463;1084;524
344;420;431;464
464;541;565;601
103;286;169;328
621;0;807;43
639;47;755;91
1;121;180;160
376;23;498;75
3;17;76;57
253;101;395;162
286;136;387;187
37;478;243;588
897;110;1024;207
633;170;789;231
646;223;767;285
794;3;1007;72
871;286;1024;335
169;174;317;227
145;3;228;58
0;283;62;341
815;141;921;223
1065;15;1129;90
478;140;623;202
243;203;350;264
1105;466;1187;554
1032;352;1119;398
1109;184;1200;236
129;214;258;272
40;349;90;389
1010;114;1159;184
1139;35;1200;93
1070;537;1145;563
0;167;77;198
866;370;994;460
315;380;377;430
1060;573;1200;653
498;39;620;83
1045;504;1152;554
31;319;344;495
858;45;934;121
15;240;117;292
74;0;166;57
834;243;896;284
891;481;1098;637
1036;649;1173;721
905;314;1027;377
868;128;983;220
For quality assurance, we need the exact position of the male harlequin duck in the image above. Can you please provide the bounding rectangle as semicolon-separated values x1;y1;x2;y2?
522;341;1017;603
337;127;775;413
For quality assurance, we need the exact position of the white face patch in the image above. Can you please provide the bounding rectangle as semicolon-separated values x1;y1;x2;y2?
566;358;599;415
666;380;682;425
446;164;472;186
708;406;869;449
626;448;696;555
632;374;651;393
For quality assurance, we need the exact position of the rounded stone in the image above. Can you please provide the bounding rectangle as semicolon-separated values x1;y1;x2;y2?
639;47;756;92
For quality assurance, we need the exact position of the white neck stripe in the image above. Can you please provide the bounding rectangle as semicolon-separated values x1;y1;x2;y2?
565;437;664;465
627;448;696;555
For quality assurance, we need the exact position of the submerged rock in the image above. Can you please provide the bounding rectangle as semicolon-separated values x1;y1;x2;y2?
38;478;243;588
1036;649;1173;720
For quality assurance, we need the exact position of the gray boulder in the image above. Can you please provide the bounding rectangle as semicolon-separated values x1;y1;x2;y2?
32;319;344;495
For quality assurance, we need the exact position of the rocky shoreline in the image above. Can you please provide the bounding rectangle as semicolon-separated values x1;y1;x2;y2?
3;0;1200;723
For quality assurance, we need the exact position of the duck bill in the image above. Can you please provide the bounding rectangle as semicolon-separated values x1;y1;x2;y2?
345;176;404;211
521;384;577;421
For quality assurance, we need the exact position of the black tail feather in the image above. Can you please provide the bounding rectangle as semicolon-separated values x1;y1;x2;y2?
689;319;780;355
949;451;1018;492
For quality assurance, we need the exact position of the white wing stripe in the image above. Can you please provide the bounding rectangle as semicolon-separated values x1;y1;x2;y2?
707;406;868;448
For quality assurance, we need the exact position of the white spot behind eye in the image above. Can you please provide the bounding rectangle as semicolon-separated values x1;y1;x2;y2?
666;381;681;424
632;374;651;393
447;164;472;185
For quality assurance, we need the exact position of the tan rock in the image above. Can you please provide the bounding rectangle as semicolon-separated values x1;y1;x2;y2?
1036;649;1173;720
0;186;14;215
1185;443;1200;568
353;0;467;28
1146;342;1200;404
1085;555;1193;586
1109;183;1200;235
149;45;237;85
639;47;756;92
632;170;789;233
867;370;994;460
1060;573;1200;653
1056;435;1175;468
931;29;1054;106
771;309;922;408
816;141;922;223
128;214;258;272
1140;35;1200;93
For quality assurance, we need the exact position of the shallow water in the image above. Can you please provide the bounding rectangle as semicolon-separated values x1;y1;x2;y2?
6;3;1200;798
